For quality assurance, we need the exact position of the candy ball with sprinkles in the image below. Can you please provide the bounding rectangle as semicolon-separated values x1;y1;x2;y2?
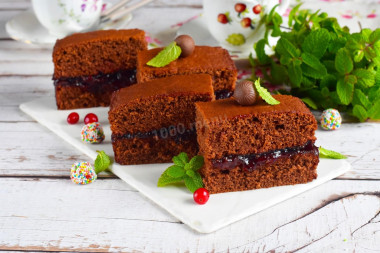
320;108;342;130
70;162;97;185
81;122;105;143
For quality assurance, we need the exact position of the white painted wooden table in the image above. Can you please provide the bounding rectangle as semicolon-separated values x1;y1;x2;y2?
1;0;379;252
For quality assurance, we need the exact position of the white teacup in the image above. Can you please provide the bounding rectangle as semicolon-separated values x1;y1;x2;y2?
31;0;104;37
203;0;290;53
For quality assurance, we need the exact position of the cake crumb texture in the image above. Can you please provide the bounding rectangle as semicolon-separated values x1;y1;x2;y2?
136;46;237;93
195;95;318;159
53;29;147;79
201;152;319;194
109;74;214;135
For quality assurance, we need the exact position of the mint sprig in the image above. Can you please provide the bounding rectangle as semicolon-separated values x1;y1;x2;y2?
251;4;380;122
254;78;280;105
94;150;112;174
147;42;182;68
319;147;347;159
157;152;204;193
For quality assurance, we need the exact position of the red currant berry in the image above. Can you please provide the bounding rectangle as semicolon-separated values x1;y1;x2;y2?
234;3;246;13
193;188;209;205
253;4;262;14
241;17;252;28
84;113;98;124
67;112;79;124
217;14;228;24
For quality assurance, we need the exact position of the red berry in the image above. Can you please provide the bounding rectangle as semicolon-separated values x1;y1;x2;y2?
84;113;98;124
217;14;228;24
241;17;252;28
234;3;246;13
253;4;262;14
67;112;79;124
193;188;209;205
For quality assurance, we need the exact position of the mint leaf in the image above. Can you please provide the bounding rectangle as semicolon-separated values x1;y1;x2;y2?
353;89;371;109
352;105;368;122
288;61;302;87
369;28;380;43
189;155;204;171
184;172;204;193
167;165;185;178
329;37;347;54
276;38;299;58
176;152;189;165
254;78;280;105
368;86;380;103
302;28;330;59
301;52;327;79
368;101;380;119
337;75;356;105
270;63;287;85
353;69;375;88
192;172;204;188
186;170;195;178
288;3;302;27
255;39;270;64
147;42;181;68
94;150;111;174
319;147;347;159
335;48;353;74
301;97;318;110
226;33;245;46
364;46;377;61
157;171;183;187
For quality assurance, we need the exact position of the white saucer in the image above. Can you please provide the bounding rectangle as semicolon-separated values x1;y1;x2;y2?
5;7;132;45
177;15;276;59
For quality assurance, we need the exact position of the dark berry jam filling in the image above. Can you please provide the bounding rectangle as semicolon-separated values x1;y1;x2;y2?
215;90;234;100
112;127;196;144
212;141;318;172
54;69;137;94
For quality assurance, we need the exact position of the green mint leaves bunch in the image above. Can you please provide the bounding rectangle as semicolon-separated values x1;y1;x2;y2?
147;41;182;67
252;4;380;122
157;152;204;193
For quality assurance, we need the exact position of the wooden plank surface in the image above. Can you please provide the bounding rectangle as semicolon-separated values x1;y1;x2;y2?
0;178;379;252
0;0;379;252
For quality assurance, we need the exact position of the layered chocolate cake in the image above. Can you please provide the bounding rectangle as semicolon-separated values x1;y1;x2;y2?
195;95;319;194
109;74;215;165
136;46;237;99
53;29;147;109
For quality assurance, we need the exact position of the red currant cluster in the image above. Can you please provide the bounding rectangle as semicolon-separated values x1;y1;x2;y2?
217;3;262;29
67;112;98;125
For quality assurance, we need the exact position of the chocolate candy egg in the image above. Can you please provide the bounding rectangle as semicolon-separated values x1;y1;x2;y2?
81;122;105;143
320;108;342;130
234;80;257;106
175;35;195;58
70;162;97;185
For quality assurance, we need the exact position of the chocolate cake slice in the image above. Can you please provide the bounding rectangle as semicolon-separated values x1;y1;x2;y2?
109;74;215;165
195;95;319;194
53;29;147;109
137;46;237;99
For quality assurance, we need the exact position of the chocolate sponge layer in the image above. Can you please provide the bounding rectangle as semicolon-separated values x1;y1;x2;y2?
195;95;318;160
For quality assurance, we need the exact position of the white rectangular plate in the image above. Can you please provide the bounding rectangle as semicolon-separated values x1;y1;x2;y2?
20;97;351;233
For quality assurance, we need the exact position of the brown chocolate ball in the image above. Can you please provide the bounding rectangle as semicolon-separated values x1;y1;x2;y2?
234;80;257;106
174;35;195;58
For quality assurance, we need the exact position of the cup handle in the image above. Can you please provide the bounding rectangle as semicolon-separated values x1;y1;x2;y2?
276;0;290;16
